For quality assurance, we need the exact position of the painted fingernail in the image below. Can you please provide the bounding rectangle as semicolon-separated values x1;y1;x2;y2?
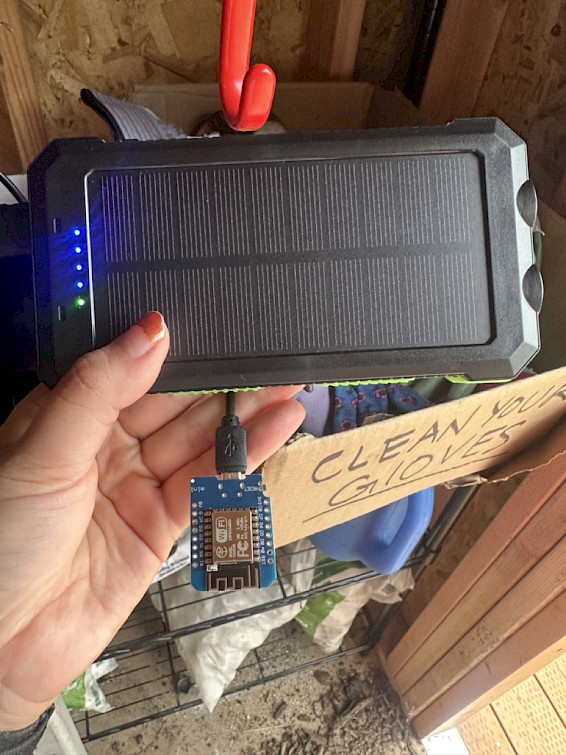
124;311;166;358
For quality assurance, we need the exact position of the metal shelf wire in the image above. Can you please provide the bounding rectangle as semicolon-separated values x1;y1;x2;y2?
73;543;397;741
99;544;403;660
74;598;372;742
71;487;474;743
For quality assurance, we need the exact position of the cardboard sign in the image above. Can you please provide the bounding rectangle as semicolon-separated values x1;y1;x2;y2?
265;366;566;546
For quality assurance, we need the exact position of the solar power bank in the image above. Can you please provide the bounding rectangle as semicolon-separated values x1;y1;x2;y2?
29;118;542;392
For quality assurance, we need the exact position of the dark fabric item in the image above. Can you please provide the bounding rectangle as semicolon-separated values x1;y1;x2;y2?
0;706;54;755
81;88;187;141
332;384;430;433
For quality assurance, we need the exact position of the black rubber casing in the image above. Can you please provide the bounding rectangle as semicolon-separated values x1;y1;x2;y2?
29;119;542;391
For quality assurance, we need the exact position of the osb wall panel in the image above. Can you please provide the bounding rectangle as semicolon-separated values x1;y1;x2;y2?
18;0;311;142
474;0;566;214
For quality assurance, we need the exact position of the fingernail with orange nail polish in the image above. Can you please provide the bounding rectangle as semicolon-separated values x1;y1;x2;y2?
124;311;166;358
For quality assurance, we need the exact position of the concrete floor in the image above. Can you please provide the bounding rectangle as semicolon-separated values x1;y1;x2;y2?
84;648;425;755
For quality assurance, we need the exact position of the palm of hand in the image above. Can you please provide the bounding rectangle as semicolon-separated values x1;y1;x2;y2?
0;382;303;729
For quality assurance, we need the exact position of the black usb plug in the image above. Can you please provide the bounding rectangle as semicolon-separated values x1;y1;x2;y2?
215;391;247;477
191;390;277;591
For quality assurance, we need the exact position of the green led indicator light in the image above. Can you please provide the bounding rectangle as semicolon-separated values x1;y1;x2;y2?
75;297;86;308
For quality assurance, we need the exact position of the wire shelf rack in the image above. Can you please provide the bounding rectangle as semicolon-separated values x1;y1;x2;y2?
74;608;372;742
73;549;378;742
98;543;401;660
70;489;472;743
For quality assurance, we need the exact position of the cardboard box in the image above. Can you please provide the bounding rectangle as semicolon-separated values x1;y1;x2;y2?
129;82;565;547
131;81;375;134
265;367;566;545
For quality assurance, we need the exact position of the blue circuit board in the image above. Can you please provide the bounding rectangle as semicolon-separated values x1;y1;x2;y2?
190;474;276;591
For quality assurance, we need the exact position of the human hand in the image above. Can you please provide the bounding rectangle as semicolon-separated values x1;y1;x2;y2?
0;312;305;730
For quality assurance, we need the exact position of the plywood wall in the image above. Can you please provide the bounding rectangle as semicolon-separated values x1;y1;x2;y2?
10;0;566;212
474;0;566;214
17;0;312;143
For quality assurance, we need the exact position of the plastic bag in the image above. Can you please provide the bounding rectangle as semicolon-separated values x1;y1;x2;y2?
62;658;118;713
295;556;414;653
152;526;192;583
149;539;316;711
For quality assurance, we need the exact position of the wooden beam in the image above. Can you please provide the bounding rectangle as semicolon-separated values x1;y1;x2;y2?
378;482;513;660
419;0;509;123
0;0;48;167
532;203;566;373
404;531;566;717
381;455;566;680
554;172;566;223
394;479;566;696
300;0;367;81
411;588;566;736
0;87;22;174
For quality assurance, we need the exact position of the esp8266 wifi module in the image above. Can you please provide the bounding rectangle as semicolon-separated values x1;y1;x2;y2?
190;474;276;591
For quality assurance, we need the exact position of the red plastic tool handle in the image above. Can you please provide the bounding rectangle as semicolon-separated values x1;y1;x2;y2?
219;0;276;132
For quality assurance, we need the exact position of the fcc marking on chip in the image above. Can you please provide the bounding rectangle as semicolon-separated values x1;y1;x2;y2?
212;509;254;564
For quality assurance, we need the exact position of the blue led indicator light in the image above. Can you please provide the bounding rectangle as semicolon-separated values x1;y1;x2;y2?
75;264;83;272
76;281;85;289
74;246;82;254
74;229;81;237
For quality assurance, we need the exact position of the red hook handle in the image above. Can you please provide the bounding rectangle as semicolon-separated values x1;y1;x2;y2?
219;0;276;132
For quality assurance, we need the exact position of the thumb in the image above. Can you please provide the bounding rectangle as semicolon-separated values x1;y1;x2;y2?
20;311;169;475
